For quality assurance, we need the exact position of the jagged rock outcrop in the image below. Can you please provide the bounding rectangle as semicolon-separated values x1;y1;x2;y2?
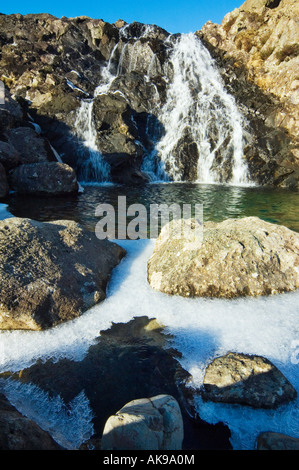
0;217;125;330
147;217;299;298
199;0;299;187
0;86;79;197
0;14;171;184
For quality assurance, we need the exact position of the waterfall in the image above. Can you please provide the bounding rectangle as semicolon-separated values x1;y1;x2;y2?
74;28;251;186
74;98;111;183
74;45;120;183
149;33;250;185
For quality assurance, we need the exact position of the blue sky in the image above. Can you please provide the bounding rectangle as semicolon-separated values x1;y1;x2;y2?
1;1;243;34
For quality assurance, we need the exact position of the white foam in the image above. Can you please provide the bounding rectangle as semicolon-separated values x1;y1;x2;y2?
1;379;94;449
0;238;298;449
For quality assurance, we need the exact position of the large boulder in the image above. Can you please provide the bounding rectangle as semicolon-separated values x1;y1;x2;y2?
0;393;63;450
147;217;299;298
201;352;297;408
9;161;79;195
101;395;184;450
0;217;126;330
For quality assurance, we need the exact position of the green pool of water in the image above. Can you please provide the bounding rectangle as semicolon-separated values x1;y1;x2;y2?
5;182;299;234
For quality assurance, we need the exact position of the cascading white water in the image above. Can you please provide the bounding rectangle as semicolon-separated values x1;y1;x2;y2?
74;45;120;183
151;33;250;185
74;99;110;183
74;28;251;186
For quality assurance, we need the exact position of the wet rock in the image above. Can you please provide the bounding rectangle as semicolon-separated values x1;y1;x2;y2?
201;352;297;409
148;217;299;298
0;162;9;199
0;217;126;330
9;161;79;195
91;92;147;183
101;395;184;450
0;393;63;450
256;432;299;450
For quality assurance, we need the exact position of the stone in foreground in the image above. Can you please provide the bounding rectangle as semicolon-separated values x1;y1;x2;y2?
101;395;184;450
147;217;299;298
0;217;126;330
201;352;297;409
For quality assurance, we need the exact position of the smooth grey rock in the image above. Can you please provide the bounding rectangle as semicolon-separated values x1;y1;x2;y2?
101;395;184;450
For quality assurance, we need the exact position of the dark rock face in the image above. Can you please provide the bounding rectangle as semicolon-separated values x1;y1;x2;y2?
0;217;126;330
5;127;54;164
0;141;20;170
0;393;63;450
0;85;78;196
9;162;79;195
0;162;9;198
2;317;232;450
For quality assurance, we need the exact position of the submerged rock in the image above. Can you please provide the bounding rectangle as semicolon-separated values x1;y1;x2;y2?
201;352;297;409
0;217;125;330
147;216;299;298
9;161;79;195
101;395;184;450
0;393;63;450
